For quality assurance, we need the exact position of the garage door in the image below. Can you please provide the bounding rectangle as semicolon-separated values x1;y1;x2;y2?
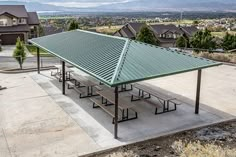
0;34;24;45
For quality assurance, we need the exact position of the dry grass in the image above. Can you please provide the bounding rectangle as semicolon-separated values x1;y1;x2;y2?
196;52;236;63
105;151;138;157
172;140;236;157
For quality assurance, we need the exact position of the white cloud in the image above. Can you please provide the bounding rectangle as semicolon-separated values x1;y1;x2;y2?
46;0;134;8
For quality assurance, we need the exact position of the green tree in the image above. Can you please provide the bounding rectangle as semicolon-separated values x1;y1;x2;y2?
190;29;216;52
38;24;44;37
222;32;236;51
136;26;158;45
13;37;26;69
193;20;199;25
176;36;188;48
68;20;79;31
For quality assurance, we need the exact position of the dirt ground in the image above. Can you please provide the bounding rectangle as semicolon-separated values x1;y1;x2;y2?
88;120;236;157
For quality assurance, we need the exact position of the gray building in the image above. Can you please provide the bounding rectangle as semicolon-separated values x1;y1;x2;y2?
0;5;39;45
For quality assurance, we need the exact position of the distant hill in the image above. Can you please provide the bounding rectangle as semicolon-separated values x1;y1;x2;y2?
0;0;235;12
0;1;68;12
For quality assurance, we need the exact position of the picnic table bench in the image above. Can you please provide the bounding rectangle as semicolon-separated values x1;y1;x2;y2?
67;73;99;98
131;83;182;114
91;89;138;123
90;97;122;123
51;65;74;81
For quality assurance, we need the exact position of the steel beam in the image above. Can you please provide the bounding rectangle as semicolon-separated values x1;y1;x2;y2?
62;61;66;95
114;86;119;139
37;47;40;74
195;69;202;114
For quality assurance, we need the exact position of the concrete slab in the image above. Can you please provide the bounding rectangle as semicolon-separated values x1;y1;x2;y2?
4;118;98;157
0;65;235;156
145;65;236;116
0;129;11;157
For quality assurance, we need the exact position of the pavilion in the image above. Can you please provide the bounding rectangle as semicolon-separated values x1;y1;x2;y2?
29;29;221;139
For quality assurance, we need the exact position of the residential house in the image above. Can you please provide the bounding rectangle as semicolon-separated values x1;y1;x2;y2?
0;5;39;45
114;22;145;39
150;24;184;47
114;22;198;48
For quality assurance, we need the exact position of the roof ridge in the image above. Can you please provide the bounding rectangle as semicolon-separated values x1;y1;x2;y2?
76;29;128;41
111;39;131;84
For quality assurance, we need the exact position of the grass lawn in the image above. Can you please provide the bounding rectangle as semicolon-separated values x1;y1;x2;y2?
212;31;236;38
26;45;53;57
94;25;123;34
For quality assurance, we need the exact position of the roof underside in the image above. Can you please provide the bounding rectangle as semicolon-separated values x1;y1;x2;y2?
29;30;221;87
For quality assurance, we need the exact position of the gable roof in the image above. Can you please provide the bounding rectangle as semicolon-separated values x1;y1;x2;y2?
120;26;135;38
128;22;145;34
29;29;221;87
150;24;183;34
114;22;145;38
0;5;28;18
181;26;198;36
0;12;18;18
28;12;39;25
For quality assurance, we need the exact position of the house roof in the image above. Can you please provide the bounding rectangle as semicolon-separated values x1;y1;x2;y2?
0;25;29;33
150;24;183;34
29;29;221;87
114;22;145;38
128;22;145;34
0;5;28;18
181;26;198;36
43;26;63;36
28;12;40;25
120;26;135;38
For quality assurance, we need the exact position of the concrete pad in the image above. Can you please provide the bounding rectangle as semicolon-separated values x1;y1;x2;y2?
0;129;11;157
0;65;235;156
0;96;68;128
4;117;98;157
0;74;47;102
145;65;236;116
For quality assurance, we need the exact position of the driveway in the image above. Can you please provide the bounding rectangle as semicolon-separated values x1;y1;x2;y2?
0;45;33;57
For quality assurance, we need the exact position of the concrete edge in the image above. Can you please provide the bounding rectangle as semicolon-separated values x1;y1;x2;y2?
0;66;56;74
223;62;236;66
0;65;74;74
79;118;236;157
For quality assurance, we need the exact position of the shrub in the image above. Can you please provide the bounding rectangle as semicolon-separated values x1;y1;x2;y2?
172;140;236;157
13;37;26;69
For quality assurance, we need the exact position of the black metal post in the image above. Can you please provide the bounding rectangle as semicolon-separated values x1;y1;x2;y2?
37;47;40;74
114;86;119;139
62;61;66;95
195;69;202;114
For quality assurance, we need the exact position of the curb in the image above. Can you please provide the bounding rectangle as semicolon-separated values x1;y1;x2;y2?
0;66;56;74
0;65;74;74
80;118;236;157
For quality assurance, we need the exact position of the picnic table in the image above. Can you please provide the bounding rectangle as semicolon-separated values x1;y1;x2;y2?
68;73;99;98
91;89;137;123
131;83;181;114
51;65;74;81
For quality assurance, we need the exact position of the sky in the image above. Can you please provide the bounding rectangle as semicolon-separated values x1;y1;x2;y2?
0;0;136;8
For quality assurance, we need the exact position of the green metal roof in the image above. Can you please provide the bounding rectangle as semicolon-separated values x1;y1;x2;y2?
29;29;222;87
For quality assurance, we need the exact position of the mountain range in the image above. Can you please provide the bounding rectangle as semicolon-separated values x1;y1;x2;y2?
0;0;235;12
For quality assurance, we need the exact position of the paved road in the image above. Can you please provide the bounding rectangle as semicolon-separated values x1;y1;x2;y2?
0;56;60;70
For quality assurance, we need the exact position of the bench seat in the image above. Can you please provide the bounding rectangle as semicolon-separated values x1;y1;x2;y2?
90;97;122;123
